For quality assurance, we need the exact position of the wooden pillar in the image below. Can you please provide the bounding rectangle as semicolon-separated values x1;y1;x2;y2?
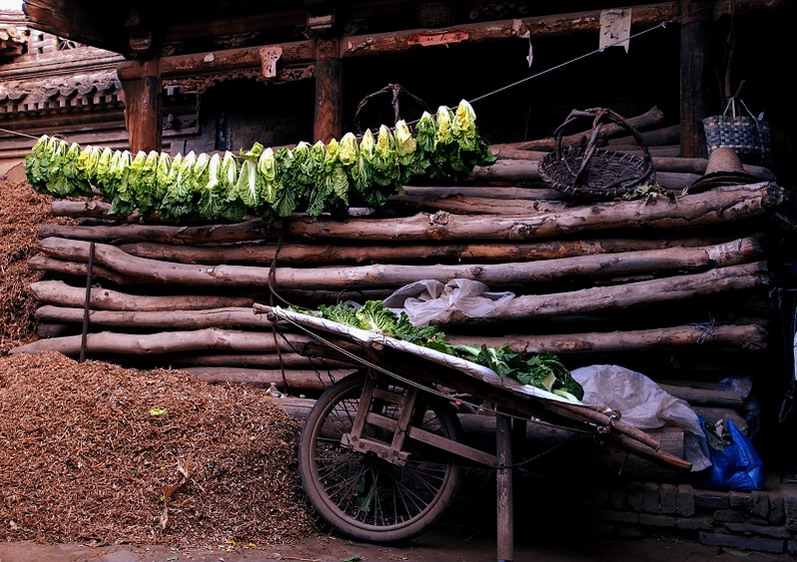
496;413;514;562
118;58;163;153
679;0;714;158
314;38;342;143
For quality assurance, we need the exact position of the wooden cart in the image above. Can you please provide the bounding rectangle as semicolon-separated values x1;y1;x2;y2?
255;304;692;562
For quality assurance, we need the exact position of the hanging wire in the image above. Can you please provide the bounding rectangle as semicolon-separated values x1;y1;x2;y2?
405;0;725;126
0;126;41;140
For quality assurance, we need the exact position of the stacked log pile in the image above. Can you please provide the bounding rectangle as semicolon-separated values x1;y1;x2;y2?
10;111;785;442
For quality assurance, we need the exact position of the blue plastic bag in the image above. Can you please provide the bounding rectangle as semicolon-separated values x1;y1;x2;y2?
699;416;765;491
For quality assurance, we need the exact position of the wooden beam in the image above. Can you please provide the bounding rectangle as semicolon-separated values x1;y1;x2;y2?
118;57;163;153
339;3;678;58
680;0;714;158
314;38;342;143
160;39;316;78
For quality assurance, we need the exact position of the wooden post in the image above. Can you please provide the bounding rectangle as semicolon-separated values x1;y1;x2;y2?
496;412;514;562
679;0;714;158
118;57;163;153
314;38;342;143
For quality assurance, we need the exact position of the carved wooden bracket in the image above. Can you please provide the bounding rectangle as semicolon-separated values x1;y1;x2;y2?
259;45;283;78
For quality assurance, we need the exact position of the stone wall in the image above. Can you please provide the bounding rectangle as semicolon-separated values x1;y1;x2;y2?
572;479;797;556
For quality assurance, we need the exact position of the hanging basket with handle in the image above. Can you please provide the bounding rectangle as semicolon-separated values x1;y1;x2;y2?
539;107;656;201
702;89;771;167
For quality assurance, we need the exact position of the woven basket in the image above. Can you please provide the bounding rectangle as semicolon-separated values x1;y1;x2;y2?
703;97;771;166
539;108;656;200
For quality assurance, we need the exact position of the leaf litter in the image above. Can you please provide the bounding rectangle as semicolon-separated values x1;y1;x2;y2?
0;178;73;353
0;351;316;547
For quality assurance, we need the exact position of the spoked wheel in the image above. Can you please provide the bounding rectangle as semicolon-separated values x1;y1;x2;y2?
299;371;463;543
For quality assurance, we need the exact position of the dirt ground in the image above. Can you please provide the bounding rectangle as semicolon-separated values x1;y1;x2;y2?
0;522;794;562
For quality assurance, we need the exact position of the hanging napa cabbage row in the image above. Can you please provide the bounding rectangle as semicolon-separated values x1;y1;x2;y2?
24;100;496;222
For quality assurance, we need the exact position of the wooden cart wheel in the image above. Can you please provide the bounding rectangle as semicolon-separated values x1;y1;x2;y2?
299;371;463;543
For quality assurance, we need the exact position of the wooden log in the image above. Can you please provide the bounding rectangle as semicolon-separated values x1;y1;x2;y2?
475;157;773;188
490;107;665;152
490;148;550;161
489;150;775;179
29;280;257;311
40;183;781;243
656;171;702;191
48;186;567;222
27;255;129;285
607;125;681;148
164;353;354;369
455;261;769;323
36;236;763;290
392;194;568;215
36;324;73;338
50;200;138;221
8;328;313;357
609;145;682;157
268;184;786;242
472;159;540;182
117;235;744;266
35;305;273;330
447;323;768;354
658;384;744;408
182;366;355;391
403;185;564;200
39;218;275;244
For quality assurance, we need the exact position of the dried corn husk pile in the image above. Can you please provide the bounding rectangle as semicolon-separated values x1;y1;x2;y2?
0;351;315;547
0;179;71;354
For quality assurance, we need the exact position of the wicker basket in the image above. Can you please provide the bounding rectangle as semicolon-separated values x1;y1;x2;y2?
539;108;656;201
703;97;771;166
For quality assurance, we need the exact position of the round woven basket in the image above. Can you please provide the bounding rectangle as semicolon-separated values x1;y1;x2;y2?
539;108;656;200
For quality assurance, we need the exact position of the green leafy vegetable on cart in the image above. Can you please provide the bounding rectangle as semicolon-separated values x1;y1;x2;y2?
305;300;583;402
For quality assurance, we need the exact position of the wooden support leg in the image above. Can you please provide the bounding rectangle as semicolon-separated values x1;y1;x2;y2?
496;413;514;562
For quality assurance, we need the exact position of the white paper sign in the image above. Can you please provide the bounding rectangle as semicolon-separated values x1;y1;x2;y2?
599;8;631;53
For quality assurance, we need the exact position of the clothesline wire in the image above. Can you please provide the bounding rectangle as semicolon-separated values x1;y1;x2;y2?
0;126;40;140
441;0;727;116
